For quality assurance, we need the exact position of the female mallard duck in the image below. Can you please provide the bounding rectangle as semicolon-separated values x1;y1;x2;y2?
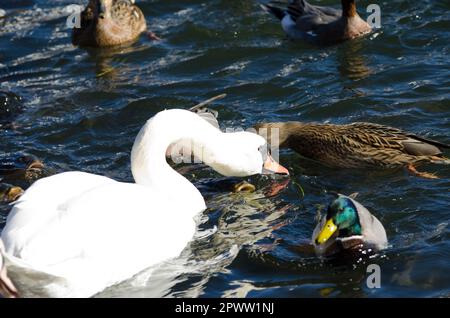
313;194;387;257
72;0;147;47
261;0;372;45
254;121;450;179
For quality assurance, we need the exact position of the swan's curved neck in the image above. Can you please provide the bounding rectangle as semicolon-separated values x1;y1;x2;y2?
130;110;220;212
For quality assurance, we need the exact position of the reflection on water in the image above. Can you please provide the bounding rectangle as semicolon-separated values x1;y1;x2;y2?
0;0;449;298
97;178;291;297
337;39;373;81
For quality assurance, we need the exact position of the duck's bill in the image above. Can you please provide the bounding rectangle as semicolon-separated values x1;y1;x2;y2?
262;155;289;175
315;219;338;245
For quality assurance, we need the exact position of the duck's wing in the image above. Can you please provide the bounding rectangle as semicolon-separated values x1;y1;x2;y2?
262;0;341;25
294;11;341;34
349;197;388;250
346;122;449;157
189;95;223;130
111;0;146;31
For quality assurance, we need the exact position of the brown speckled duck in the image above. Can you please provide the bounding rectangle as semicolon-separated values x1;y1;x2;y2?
261;0;372;45
72;0;147;47
255;121;450;179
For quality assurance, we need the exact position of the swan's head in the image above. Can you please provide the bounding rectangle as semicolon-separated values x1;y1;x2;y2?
202;131;289;177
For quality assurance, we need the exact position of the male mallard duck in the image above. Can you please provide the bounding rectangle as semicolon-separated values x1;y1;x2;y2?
72;0;147;47
261;0;372;45
312;194;387;257
255;121;450;179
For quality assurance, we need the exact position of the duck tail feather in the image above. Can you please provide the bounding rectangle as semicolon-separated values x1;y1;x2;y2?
408;134;450;150
431;157;450;165
260;3;286;20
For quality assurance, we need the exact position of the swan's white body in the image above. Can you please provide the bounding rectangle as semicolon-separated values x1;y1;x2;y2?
0;109;272;297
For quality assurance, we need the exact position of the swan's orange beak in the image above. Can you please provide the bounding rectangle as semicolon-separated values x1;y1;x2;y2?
263;155;289;175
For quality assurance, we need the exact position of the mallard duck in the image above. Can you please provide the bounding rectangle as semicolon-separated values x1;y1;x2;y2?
72;0;147;47
312;194;387;257
261;0;372;45
255;121;450;179
188;94;222;130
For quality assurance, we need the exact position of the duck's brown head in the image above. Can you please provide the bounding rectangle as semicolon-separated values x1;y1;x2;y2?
72;0;147;47
254;122;302;149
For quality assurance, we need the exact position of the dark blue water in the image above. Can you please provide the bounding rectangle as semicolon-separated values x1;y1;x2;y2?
0;0;449;297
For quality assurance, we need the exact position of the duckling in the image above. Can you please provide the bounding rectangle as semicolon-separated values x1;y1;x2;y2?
0;154;46;187
261;0;372;45
255;121;450;179
313;194;387;257
0;183;24;204
72;0;147;47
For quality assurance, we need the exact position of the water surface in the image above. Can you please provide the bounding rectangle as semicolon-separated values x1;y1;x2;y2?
0;0;449;297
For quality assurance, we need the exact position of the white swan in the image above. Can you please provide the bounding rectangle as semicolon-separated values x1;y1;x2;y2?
0;109;288;298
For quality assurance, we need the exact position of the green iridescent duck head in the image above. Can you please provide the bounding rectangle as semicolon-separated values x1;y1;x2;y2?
315;196;362;245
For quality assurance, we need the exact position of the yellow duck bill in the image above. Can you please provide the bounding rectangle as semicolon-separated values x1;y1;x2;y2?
315;219;338;245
